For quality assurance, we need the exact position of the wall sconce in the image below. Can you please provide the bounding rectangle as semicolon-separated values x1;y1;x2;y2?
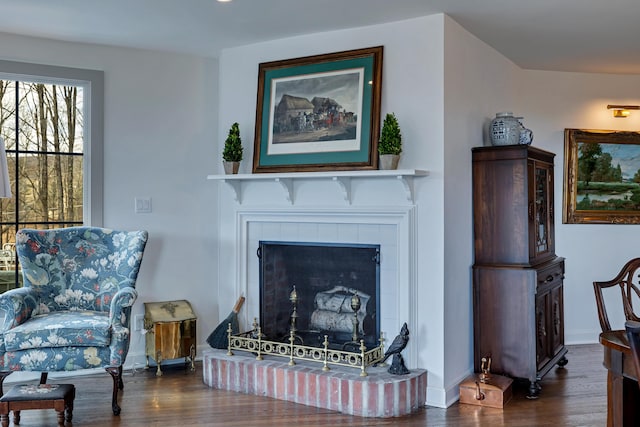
607;104;640;118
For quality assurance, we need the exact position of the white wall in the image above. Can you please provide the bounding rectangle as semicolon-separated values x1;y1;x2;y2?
442;16;522;406
217;16;449;407
521;70;640;343
0;32;220;368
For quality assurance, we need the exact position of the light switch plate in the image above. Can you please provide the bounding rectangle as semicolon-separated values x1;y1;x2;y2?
135;197;152;214
134;314;144;331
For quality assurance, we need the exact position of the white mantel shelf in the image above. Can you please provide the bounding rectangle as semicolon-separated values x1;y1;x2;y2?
207;169;429;204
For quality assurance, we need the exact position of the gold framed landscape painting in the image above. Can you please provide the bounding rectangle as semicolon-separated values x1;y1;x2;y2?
563;128;640;224
252;46;383;173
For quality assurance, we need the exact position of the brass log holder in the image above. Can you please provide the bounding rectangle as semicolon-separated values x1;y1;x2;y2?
225;321;385;377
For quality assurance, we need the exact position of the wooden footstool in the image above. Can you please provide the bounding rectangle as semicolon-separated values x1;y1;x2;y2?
0;384;75;426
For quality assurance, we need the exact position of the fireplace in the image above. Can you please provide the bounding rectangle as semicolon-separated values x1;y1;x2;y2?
237;208;418;366
203;206;426;415
258;241;380;349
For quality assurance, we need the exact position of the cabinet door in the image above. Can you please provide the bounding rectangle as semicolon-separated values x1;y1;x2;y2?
549;284;564;355
528;159;555;264
535;291;551;370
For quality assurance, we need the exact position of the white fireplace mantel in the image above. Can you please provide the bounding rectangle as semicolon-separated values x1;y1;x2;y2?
207;169;429;204
236;207;420;369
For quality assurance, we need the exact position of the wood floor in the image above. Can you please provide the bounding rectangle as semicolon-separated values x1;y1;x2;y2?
1;344;607;426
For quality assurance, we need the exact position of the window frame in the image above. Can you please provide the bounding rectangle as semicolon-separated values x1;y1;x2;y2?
0;59;104;226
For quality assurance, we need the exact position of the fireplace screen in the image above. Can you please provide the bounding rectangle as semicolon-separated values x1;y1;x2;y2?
258;241;380;349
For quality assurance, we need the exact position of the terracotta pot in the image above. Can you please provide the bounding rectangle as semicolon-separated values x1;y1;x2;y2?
379;154;400;170
223;161;240;174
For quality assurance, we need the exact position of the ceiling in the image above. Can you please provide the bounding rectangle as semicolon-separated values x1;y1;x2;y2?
0;0;639;75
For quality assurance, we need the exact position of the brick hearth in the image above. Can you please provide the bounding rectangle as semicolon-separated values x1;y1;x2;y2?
202;349;427;417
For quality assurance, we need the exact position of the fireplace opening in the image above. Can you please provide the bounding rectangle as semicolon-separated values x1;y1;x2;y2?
258;241;380;349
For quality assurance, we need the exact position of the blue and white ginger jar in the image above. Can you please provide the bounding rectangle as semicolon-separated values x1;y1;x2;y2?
489;112;533;146
490;112;521;146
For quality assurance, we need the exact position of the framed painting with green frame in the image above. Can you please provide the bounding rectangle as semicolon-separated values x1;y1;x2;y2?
563;128;640;224
252;46;383;173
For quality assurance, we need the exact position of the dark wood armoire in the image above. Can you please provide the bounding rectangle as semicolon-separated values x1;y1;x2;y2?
472;145;568;398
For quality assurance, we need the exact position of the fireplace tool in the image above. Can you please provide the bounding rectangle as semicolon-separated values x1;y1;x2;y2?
288;285;303;344
206;296;245;349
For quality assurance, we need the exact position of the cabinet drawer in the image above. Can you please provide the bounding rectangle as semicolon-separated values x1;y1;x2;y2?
536;261;564;289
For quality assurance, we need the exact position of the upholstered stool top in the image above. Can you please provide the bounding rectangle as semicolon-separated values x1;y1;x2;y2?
0;384;75;402
0;383;75;427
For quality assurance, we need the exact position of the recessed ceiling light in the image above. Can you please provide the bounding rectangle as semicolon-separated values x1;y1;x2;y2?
217;0;233;2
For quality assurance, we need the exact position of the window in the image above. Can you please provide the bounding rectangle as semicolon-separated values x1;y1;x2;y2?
0;60;103;291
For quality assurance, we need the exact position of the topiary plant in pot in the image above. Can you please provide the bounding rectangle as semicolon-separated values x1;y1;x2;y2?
222;122;243;174
378;113;402;169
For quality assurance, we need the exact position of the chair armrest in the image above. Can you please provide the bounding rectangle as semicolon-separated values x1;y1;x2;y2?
0;287;39;332
109;287;138;327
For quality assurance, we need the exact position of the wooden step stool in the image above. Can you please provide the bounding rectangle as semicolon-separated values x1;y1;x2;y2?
0;384;75;426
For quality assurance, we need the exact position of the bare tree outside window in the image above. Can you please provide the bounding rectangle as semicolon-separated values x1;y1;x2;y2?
0;79;84;291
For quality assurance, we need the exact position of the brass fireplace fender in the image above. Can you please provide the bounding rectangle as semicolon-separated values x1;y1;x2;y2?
226;324;385;377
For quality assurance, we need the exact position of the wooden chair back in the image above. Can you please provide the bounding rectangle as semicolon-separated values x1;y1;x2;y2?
594;258;640;332
625;320;640;388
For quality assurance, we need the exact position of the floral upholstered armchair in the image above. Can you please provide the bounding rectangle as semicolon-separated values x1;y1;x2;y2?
0;227;148;415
